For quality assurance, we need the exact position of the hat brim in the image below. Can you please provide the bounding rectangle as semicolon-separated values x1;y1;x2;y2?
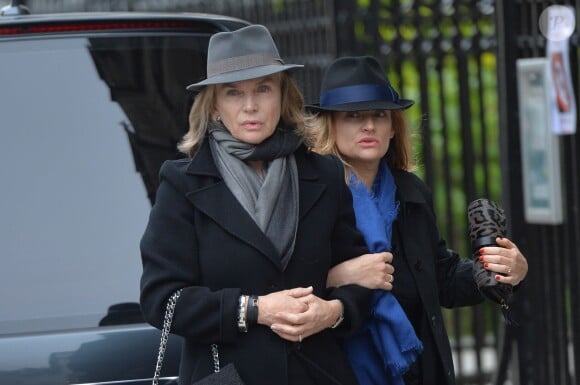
305;99;415;112
186;64;303;91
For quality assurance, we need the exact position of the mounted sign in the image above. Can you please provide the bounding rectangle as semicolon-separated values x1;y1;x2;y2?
516;58;564;225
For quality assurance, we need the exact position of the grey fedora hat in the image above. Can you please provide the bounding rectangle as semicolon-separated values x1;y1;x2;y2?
306;56;414;112
186;24;303;91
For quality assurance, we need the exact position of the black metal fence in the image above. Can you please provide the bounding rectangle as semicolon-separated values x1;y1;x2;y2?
496;2;579;385
21;0;580;384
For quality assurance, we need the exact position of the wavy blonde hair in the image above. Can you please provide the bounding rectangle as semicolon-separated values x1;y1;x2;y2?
307;109;416;172
178;72;306;157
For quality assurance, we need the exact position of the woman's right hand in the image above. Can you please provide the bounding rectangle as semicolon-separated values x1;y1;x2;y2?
270;295;343;342
326;252;394;290
257;286;312;327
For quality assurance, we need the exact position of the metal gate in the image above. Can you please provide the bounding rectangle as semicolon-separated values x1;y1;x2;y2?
496;2;579;385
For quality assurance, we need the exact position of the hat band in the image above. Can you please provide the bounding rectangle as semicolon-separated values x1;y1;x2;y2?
319;84;399;107
207;53;284;77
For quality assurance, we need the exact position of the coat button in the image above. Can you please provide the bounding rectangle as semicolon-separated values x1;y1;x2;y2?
415;260;423;271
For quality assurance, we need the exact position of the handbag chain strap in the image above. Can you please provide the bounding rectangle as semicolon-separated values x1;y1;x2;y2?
152;289;182;385
152;289;221;385
211;343;220;372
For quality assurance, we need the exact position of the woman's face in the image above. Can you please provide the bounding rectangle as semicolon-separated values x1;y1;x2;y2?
213;75;282;144
333;110;394;169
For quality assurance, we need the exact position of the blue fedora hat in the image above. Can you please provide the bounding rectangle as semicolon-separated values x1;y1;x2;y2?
306;56;414;111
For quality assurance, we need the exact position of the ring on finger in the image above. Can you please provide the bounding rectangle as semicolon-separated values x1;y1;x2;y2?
507;266;512;274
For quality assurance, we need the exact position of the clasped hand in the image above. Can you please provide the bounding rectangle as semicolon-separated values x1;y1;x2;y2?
258;286;341;342
326;252;394;290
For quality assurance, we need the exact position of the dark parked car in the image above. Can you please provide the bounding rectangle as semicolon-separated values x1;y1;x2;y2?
0;3;249;384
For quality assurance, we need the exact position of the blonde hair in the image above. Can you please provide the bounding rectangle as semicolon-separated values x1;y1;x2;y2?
178;72;306;157
308;109;416;172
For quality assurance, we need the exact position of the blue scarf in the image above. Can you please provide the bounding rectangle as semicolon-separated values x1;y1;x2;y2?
345;161;423;385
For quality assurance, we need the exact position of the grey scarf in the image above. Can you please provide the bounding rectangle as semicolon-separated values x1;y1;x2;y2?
208;122;301;269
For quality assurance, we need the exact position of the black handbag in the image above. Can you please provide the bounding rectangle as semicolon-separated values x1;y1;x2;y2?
152;290;245;385
191;356;245;385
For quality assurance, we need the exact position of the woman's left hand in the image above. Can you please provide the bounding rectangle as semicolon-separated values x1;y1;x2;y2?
480;237;528;285
269;294;342;342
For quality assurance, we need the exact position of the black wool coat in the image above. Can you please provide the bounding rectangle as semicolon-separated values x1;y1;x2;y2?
390;169;484;385
140;140;371;385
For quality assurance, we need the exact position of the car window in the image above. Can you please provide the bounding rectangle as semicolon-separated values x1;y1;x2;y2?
0;34;205;334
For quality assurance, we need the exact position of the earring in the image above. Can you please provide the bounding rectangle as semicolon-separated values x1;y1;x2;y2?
216;115;221;122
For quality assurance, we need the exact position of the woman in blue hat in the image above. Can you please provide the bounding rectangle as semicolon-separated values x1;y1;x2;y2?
140;26;375;385
308;56;528;385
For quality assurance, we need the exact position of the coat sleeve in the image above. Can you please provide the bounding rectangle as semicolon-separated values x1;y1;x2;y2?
325;156;372;334
139;160;240;344
419;185;484;308
436;247;484;308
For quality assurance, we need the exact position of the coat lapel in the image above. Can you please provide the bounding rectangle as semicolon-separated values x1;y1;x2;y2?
294;147;326;222
183;142;325;271
392;169;441;315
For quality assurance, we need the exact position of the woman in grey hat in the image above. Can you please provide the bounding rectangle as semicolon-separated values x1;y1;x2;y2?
309;56;528;385
140;25;375;385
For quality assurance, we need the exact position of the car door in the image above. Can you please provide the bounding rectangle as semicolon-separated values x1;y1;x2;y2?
0;13;248;385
